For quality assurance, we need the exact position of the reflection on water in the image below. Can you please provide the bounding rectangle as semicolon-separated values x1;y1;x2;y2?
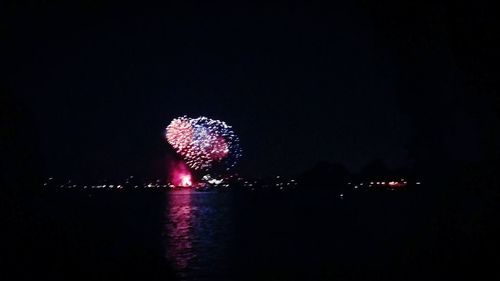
164;189;436;281
166;189;195;271
165;189;233;280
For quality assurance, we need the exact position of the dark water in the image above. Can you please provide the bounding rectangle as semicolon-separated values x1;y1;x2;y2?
166;190;234;280
164;189;436;281
165;189;500;281
10;188;499;280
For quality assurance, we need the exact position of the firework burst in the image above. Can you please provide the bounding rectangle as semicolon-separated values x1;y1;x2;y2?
166;116;242;170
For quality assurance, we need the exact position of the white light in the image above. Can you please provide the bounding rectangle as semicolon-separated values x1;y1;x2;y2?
208;178;223;185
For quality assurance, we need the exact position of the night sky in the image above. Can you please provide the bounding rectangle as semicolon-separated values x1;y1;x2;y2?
3;1;498;179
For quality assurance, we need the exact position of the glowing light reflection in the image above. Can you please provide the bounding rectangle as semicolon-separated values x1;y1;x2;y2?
166;190;195;273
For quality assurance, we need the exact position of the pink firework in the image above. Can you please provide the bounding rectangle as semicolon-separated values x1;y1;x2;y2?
165;117;194;156
169;160;193;187
165;116;242;170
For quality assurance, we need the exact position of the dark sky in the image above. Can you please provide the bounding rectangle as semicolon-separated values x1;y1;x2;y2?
3;1;498;179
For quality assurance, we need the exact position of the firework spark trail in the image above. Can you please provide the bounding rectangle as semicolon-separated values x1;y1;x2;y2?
166;116;242;171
